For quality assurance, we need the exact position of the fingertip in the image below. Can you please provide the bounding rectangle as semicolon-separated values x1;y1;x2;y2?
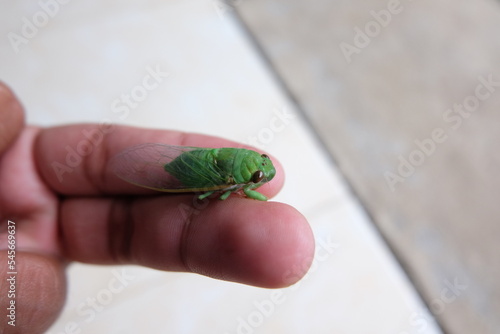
266;155;285;199
186;199;314;288
0;252;66;333
246;202;314;288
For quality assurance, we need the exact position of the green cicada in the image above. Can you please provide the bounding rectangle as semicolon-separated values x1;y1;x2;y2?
112;144;276;201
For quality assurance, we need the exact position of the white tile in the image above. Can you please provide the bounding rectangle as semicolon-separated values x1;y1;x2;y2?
0;1;441;333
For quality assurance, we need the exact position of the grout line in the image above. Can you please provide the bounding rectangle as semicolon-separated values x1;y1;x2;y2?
231;8;448;334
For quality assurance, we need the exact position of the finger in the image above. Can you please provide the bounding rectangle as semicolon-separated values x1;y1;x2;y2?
60;196;314;288
0;252;66;334
0;82;25;153
34;124;284;198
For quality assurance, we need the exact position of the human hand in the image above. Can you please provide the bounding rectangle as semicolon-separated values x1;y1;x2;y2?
0;82;314;333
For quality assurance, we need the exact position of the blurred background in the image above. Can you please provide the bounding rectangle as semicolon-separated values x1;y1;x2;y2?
1;0;499;333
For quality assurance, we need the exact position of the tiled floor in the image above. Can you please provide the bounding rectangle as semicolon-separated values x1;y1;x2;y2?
0;1;445;333
236;0;500;333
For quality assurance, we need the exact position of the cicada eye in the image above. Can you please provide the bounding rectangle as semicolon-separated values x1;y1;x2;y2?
252;170;264;183
261;154;269;159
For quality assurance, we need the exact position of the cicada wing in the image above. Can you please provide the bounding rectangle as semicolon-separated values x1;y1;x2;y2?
111;143;198;191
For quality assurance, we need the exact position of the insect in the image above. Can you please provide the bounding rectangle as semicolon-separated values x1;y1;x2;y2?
111;144;276;201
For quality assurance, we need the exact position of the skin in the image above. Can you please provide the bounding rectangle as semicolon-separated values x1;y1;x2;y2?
0;82;315;334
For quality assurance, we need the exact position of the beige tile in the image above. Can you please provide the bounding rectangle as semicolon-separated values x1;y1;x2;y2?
237;0;500;333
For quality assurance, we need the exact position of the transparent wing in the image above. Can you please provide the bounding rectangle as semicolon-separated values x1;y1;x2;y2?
112;143;194;191
111;143;228;192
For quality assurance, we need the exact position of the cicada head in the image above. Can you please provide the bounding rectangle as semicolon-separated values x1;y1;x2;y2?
249;153;276;186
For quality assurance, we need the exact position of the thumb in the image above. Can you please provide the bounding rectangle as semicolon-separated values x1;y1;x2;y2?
0;252;66;334
0;82;25;154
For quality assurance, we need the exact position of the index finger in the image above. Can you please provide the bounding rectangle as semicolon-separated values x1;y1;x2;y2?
34;124;284;198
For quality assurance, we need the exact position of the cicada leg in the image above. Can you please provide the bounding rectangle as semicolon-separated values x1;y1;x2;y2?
243;186;268;201
198;191;215;200
219;190;233;200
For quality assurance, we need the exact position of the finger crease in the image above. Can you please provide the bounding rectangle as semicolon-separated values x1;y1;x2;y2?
108;198;135;263
178;204;198;273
